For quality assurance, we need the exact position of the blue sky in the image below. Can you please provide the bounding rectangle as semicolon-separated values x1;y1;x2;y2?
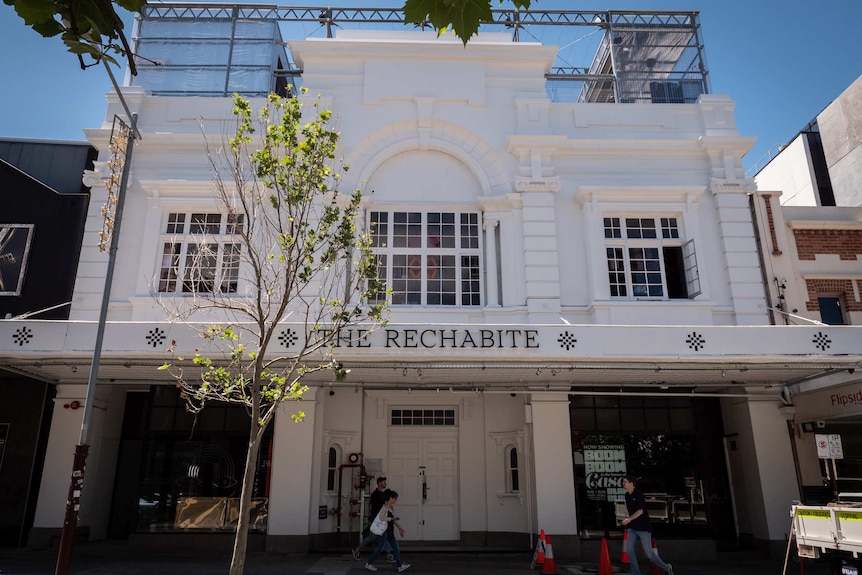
1;0;861;172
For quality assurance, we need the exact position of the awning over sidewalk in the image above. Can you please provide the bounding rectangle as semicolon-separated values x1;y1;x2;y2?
1;320;859;395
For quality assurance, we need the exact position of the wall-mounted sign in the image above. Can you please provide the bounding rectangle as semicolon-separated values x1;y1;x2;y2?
794;383;862;423
0;224;34;296
815;433;844;459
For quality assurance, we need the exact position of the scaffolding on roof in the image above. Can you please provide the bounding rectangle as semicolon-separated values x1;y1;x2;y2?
129;4;709;104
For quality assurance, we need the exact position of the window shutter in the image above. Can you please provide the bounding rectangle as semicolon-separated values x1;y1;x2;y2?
682;238;701;298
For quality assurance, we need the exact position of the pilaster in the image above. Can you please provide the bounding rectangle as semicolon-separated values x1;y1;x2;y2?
710;178;769;325
516;176;562;321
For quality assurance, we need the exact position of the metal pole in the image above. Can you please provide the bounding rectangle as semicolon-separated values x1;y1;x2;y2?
55;113;138;575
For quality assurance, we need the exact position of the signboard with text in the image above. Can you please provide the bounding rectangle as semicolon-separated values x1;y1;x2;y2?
583;444;627;502
815;433;844;459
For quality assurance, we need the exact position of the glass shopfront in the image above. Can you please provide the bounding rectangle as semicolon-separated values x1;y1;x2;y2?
108;387;272;537
571;394;735;542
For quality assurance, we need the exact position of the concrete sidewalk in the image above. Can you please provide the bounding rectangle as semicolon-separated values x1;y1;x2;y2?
0;542;835;575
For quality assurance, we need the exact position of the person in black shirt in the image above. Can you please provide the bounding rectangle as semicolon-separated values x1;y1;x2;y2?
353;476;394;561
621;475;674;575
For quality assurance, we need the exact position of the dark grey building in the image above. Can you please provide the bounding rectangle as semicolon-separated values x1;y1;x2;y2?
0;138;94;546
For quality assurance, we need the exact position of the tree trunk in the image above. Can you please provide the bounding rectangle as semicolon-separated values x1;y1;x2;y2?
229;430;261;575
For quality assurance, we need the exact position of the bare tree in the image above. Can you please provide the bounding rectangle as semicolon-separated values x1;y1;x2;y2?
159;89;387;575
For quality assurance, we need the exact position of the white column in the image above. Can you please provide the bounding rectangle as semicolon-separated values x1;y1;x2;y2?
721;394;798;555
529;393;577;535
483;216;500;307
34;385;88;532
268;392;318;550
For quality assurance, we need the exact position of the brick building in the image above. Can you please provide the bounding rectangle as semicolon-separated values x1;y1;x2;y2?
753;73;862;503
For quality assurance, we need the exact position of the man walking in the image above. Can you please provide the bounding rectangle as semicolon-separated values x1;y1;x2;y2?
621;475;674;575
353;476;394;561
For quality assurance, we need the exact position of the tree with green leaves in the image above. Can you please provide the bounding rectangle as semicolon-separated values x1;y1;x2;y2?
159;89;387;575
5;0;535;74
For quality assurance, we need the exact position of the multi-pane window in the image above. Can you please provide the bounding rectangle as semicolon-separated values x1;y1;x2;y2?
369;211;481;306
390;409;456;426
326;446;340;491
506;446;520;493
603;216;700;299
158;212;244;294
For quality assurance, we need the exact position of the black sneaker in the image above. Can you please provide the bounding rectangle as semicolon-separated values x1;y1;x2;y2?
667;564;674;575
352;548;360;560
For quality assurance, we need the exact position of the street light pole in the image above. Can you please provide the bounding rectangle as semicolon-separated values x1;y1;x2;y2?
54;112;138;575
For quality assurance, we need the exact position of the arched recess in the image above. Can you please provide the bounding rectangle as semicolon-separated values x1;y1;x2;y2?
366;149;482;204
342;120;509;200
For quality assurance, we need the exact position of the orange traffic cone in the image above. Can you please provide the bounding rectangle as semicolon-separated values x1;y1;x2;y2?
530;529;546;569
649;537;662;575
598;537;614;575
620;528;630;564
541;535;557;575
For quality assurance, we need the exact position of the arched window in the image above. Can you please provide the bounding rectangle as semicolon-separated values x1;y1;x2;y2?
506;445;519;493
327;446;341;492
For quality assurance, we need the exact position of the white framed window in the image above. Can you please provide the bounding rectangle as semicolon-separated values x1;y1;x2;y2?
326;445;342;492
369;210;481;306
157;212;244;294
505;445;520;493
604;216;700;299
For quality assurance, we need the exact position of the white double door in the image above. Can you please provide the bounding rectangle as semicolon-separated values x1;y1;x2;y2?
387;430;459;541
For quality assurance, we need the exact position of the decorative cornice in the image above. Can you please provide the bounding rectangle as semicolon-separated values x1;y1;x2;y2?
709;177;756;195
477;195;520;212
514;176;560;194
787;220;862;231
575;185;703;206
81;161;110;189
483;218;499;230
323;429;357;450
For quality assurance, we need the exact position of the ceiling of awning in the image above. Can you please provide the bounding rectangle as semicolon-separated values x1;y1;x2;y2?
3;357;856;397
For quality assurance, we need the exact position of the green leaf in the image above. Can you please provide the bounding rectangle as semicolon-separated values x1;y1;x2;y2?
157;364;171;371
32;19;64;37
7;0;60;26
115;0;147;14
403;0;510;44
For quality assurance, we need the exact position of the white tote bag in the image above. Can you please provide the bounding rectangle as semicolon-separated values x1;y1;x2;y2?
370;513;388;536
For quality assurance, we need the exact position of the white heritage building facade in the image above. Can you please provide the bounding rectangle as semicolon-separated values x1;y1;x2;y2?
3;5;862;558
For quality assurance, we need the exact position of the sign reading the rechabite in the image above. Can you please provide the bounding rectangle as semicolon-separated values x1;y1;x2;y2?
314;328;541;349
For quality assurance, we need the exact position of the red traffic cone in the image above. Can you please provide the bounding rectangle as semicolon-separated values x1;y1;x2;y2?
598;537;614;575
541;535;557;575
530;529;546;569
620;528;630;564
649;537;662;575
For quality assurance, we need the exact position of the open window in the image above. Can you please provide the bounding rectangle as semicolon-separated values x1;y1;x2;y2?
604;216;700;299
